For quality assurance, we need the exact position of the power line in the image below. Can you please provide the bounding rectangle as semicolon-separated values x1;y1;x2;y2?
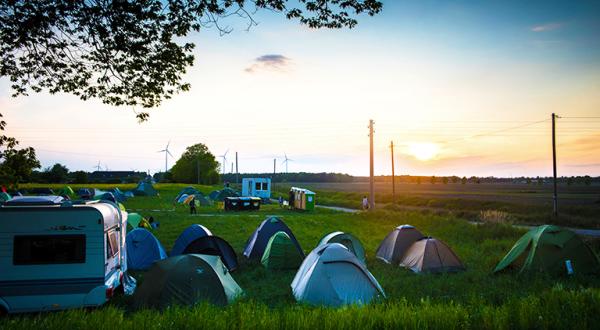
436;119;550;145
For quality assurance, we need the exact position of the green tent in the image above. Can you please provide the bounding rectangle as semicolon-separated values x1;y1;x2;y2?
494;225;600;275
318;231;366;264
212;188;239;201
0;192;11;202
261;231;304;270
57;186;75;197
133;254;243;309
128;213;144;229
133;181;158;196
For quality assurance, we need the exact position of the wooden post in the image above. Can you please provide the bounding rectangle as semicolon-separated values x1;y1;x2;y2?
390;140;396;203
369;119;375;210
552;113;558;217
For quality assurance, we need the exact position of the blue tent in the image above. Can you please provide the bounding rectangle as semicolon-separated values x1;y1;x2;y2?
94;192;117;203
243;216;303;260
176;194;189;203
110;188;129;202
126;228;167;270
170;224;213;256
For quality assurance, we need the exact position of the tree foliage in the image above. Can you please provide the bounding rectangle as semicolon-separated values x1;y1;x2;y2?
0;144;41;187
43;163;70;183
0;0;383;120
171;143;219;184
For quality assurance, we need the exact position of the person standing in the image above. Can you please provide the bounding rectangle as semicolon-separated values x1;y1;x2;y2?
288;189;295;210
189;196;197;214
362;196;369;210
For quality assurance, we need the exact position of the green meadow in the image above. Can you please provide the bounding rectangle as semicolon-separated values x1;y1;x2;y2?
2;183;600;329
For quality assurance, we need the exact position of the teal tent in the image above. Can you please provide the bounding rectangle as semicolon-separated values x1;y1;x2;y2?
291;243;385;307
0;192;11;202
133;254;243;308
318;231;366;264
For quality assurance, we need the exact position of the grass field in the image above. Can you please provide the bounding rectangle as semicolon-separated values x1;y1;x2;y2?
270;182;600;228
2;183;600;329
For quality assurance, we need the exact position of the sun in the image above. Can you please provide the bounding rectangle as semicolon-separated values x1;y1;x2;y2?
407;143;439;161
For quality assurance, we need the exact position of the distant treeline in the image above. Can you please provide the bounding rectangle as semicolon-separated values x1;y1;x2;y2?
220;172;354;183
218;173;600;185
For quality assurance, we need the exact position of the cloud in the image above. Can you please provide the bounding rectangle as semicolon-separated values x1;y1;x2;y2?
244;54;292;73
531;22;563;32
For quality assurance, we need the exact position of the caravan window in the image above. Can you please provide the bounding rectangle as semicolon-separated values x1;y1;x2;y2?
106;230;119;258
262;182;269;191
13;235;86;265
255;182;262;191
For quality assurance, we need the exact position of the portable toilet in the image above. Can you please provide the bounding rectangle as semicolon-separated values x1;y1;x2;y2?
290;187;315;211
241;178;271;200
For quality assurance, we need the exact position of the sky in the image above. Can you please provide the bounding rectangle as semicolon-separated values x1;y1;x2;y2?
1;0;600;177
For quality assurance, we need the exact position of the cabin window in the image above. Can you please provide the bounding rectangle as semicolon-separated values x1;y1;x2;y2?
262;182;269;191
13;235;86;265
106;230;119;258
255;182;261;191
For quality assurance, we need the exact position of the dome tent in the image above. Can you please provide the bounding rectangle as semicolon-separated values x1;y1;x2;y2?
57;186;75;197
94;192;117;203
376;225;424;264
177;194;189;203
170;224;213;256
494;225;600;275
243;216;303;260
318;231;366;264
174;186;202;202
261;231;304;270
133;254;243;309
126;228;167;270
208;190;220;200
110;188;129;202
399;237;465;273
132;181;158;196
183;236;239;272
0;192;11;202
212;187;239;201
291;243;385;307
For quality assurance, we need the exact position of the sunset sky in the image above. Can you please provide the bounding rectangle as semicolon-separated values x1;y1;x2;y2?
1;1;599;177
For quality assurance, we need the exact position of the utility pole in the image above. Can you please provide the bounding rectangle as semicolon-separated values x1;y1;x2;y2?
235;152;239;184
273;158;276;175
552;113;558;217
390;140;396;203
369;119;375;210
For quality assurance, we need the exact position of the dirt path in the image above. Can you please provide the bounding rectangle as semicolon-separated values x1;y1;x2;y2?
316;204;600;237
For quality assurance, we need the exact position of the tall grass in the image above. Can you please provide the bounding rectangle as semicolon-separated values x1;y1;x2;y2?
2;184;600;329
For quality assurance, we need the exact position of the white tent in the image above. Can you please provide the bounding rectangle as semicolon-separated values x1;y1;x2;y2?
291;243;385;307
375;225;424;264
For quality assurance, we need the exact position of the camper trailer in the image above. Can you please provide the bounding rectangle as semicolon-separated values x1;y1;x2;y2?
0;196;128;314
241;178;271;200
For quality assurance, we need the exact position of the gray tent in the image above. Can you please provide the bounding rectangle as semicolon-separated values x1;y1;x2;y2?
376;225;424;264
400;237;465;273
291;243;385;307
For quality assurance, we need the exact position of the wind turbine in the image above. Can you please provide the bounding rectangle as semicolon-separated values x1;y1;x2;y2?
219;149;229;175
92;161;102;172
158;141;173;173
281;153;293;173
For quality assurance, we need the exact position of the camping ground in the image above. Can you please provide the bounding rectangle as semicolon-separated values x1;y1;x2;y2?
2;183;600;329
